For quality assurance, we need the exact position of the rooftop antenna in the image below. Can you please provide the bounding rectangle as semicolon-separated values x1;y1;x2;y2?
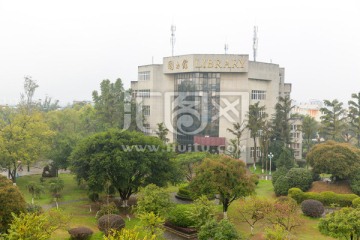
224;43;228;54
170;24;176;56
253;26;258;61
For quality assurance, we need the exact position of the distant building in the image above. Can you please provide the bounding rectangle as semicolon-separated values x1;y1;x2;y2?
131;54;292;164
292;99;323;122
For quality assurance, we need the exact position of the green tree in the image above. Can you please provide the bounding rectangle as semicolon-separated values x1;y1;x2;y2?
247;102;268;170
319;207;360;240
0;175;26;233
92;79;125;129
306;141;360;180
301;115;318;156
37;96;59;112
275;147;295;170
49;178;65;209
0;108;54;183
136;184;173;217
227;121;247;159
138;212;165;238
175;152;208;181
189;155;256;218
104;228;156;240
155;123;169;143
259;121;272;174
70;130;175;207
272;96;294;146
320;99;346;141
348;92;360;147
27;182;45;204
189;195;217;229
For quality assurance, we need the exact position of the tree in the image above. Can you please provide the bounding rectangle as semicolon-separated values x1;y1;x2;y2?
259;121;272;174
319;207;360;240
70;130;175;207
0;108;54;183
306;141;360;180
3;209;70;240
0;175;26;233
189;155;256;218
92;79;125;130
275;147;295;170
37;96;59;112
320;99;346;141
237;196;273;235
49;178;65;209
227;121;247;159
348;92;360;147
155;123;169;143
301;115;319;156
138;212;165;238
189;195;217;229
247;102;268;170
19;76;39;115
27;182;45;204
136;184;173;217
272;96;294;146
265;197;304;232
175;152;208;181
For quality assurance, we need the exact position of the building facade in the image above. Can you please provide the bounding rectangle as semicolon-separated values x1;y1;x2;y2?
131;54;292;164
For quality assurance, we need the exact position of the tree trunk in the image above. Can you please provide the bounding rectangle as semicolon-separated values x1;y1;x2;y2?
223;198;229;219
253;137;257;169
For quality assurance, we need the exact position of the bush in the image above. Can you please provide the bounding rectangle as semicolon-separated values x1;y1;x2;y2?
288;188;358;207
274;176;290;196
176;185;193;200
352;197;360;208
189;196;216;229
301;199;324;218
26;203;43;214
68;227;93;240
272;167;288;185
88;192;100;202
198;219;241;240
286;168;313;192
97;214;125;235
136;184;173;217
95;202;119;219
166;204;196;228
350;179;360;195
251;174;259;185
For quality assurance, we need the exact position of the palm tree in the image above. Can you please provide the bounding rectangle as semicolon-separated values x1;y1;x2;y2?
348;92;360;147
155;122;169;143
227;121;247;159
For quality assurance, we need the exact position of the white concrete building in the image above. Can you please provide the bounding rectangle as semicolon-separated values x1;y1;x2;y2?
131;54;292;164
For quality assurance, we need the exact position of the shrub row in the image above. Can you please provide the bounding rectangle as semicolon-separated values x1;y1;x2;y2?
288;188;358;207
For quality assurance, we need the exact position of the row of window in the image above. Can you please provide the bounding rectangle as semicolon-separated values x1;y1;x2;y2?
133;89;150;98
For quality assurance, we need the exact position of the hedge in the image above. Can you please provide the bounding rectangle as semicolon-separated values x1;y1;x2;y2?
288;188;358;207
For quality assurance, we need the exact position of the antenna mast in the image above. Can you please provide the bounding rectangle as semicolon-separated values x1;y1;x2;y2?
171;24;176;56
253;26;258;61
224;43;228;54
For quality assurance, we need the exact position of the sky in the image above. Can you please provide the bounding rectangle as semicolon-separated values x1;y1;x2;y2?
0;0;359;106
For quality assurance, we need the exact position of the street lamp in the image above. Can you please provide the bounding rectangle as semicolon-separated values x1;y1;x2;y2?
268;152;274;175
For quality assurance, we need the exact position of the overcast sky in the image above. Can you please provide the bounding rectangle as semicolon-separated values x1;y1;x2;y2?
0;0;359;106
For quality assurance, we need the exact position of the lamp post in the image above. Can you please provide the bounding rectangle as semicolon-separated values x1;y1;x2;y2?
268;152;274;175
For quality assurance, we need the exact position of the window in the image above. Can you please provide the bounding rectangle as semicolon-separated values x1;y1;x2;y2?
251;90;266;100
143;123;151;134
250;147;261;158
137;89;150;98
138;71;150;81
294;150;300;157
143;105;150;116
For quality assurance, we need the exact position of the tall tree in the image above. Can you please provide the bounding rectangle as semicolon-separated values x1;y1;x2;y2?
348;92;360;147
70;130;176;207
247;102;268;170
19;76;39;115
301;115;319;156
320;99;346;141
227;121;247;159
272;96;293;146
259;121;272;173
92;79;125;130
155;122;169;143
189;155;256;219
0;108;53;183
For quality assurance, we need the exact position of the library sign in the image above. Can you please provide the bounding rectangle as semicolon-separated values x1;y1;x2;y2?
163;54;248;73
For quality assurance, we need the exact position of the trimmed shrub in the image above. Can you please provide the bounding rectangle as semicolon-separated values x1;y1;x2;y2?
288;188;358;207
176;185;193;200
68;227;93;240
301;199;324;218
166;204;196;228
272;167;288;185
352;197;360;208
97;214;125;235
95;202;119;219
274;176;290;196
286;168;313;191
198;219;241;240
